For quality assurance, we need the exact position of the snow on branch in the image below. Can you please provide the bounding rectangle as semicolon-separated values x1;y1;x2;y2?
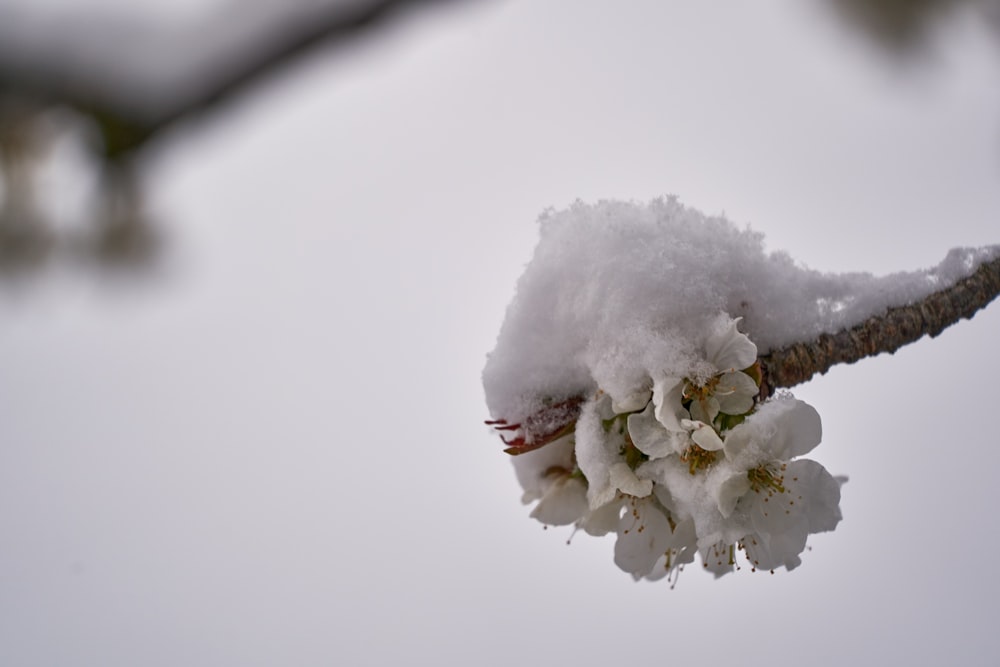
483;197;998;582
759;252;1000;395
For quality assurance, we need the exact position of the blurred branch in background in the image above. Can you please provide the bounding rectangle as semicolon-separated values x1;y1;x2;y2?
822;0;1000;53
0;0;997;279
0;95;53;274
0;0;467;277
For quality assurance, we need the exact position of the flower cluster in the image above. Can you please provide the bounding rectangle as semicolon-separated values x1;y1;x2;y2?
495;313;843;582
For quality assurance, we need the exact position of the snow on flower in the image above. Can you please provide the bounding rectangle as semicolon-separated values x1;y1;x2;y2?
490;314;844;583
639;395;843;576
484;198;849;583
678;313;760;425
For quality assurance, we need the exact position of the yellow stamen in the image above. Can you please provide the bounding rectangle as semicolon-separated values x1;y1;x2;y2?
680;444;716;474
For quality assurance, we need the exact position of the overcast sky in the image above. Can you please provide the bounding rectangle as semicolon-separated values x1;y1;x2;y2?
2;2;1000;665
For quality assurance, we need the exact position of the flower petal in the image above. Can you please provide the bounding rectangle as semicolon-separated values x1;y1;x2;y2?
716;471;751;518
717;393;754;417
612;388;652;415
575;398;619;508
739;458;841;571
683;420;725;451
787;459;843;534
699;541;737;578
761;398;823;460
628;403;681;459
721;423;752;464
743;488;810;571
652;376;687;432
715;371;758;415
530;476;589;525
641;519;698;581
610;461;653;498
722;396;823;464
743;527;807;572
511;435;575;503
615;497;674;577
705;314;758;372
644;546;697;581
579;497;625;536
688;395;720;424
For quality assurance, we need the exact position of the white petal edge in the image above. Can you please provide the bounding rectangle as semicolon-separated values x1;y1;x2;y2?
705;315;758;372
530;476;589;525
628;403;678;459
612;389;652;415
652;376;687;432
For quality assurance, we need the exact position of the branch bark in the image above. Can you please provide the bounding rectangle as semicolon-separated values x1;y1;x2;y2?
758;253;1000;396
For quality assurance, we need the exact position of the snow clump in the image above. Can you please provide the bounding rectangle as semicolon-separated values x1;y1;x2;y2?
484;197;997;581
483;197;955;581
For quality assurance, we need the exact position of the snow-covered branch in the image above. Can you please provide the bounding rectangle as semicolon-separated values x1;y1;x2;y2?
492;248;1000;451
760;252;1000;395
489;246;1000;454
484;198;999;427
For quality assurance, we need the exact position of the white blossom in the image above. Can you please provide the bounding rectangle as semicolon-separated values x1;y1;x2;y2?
715;396;825;517
576;395;652;509
709;397;842;574
614;495;697;580
530;475;589;526
651;314;759;431
496;313;844;583
704;314;759;374
511;435;587;526
627;401;682;459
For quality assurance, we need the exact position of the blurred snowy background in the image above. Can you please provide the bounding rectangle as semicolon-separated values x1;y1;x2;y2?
1;1;999;665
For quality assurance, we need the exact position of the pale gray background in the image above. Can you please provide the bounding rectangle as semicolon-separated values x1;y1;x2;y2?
1;1;999;665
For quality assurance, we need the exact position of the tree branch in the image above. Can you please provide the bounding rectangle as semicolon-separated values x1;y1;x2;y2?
492;250;1000;447
0;0;467;159
758;252;1000;396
